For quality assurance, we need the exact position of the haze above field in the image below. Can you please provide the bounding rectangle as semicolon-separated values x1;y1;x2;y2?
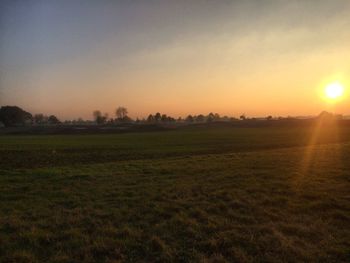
1;0;350;119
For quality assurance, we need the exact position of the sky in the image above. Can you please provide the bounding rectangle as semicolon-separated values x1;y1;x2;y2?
1;0;350;120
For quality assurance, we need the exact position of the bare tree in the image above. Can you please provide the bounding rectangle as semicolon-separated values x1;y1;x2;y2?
116;107;128;120
93;110;102;120
93;110;106;124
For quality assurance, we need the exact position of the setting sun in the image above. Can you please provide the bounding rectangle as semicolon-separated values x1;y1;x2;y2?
325;82;344;100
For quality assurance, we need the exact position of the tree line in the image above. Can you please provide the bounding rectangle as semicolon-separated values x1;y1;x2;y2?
92;107;132;124
0;105;241;127
0;105;342;127
0;106;61;127
91;106;242;125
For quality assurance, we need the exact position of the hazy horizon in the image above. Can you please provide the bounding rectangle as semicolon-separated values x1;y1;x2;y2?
1;0;350;120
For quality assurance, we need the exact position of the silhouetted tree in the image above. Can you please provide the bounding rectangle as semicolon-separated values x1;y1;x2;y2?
147;114;155;123
155;112;161;122
0;106;32;127
207;112;215;122
48;115;60;124
214;113;220;121
34;113;45;124
161;114;168;122
167;116;176;122
240;114;246;120
93;110;106;124
318;111;333;119
186;115;194;123
116;107;128;119
266;115;273;120
317;111;342;121
196;114;205;122
122;116;133;123
93;110;101;119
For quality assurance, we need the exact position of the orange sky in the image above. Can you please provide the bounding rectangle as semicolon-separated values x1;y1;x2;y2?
1;1;349;120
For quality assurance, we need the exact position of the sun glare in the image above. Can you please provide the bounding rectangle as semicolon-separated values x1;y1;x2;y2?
325;82;344;100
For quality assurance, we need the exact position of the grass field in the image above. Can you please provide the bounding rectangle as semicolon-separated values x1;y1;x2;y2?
0;125;349;262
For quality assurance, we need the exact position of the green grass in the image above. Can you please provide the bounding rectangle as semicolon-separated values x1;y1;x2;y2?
0;126;349;262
